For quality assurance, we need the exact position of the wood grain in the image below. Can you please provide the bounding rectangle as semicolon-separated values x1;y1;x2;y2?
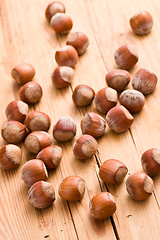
0;0;160;239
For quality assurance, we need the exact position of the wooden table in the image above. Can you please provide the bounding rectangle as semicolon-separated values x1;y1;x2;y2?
1;0;160;239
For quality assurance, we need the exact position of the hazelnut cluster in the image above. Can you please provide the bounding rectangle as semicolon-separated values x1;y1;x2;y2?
1;1;159;222
46;2;89;88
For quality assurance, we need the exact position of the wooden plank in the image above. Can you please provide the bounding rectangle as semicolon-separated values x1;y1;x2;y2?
84;0;160;239
0;0;78;239
0;0;116;239
1;0;160;239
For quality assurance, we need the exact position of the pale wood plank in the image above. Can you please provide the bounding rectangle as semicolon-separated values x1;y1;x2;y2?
0;0;77;239
84;0;160;239
0;0;116;239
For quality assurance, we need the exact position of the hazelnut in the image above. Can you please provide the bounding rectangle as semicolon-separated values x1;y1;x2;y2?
89;192;116;220
50;13;73;34
132;68;157;95
21;159;48;187
58;175;85;201
80;112;106;138
19;82;43;104
130;11;153;35
66;32;89;55
106;105;134;133
36;145;62;169
141;148;160;177
119;89;145;113
73;134;98;160
51;66;74;88
55;45;78;68
25;111;51;132
28;181;55;209
94;87;118;114
53;116;77;142
99;159;128;184
1;121;27;144
126;171;154;201
0;144;21;170
105;69;131;92
45;1;65;22
72;84;95;107
11;63;35;84
114;44;138;70
24;131;52;154
5;100;28;123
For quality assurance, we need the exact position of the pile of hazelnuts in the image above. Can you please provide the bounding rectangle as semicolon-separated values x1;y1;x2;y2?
0;2;159;220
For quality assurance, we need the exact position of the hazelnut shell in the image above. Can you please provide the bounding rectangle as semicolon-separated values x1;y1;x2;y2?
73;134;98;160
58;175;85;201
24;131;52;154
55;45;78;68
81;112;106;138
11;63;35;84
126;171;154;201
141;148;160;176
19;82;43;104
106;105;134;133
36;145;62;169
25;111;51;132
0;144;21;170
28;181;55;209
66;32;89;55
45;1;66;22
105;69;131;92
99;159;128;184
89;192;116;220
114;44;138;70
5;100;28;123
72;84;95;107
94;87;118;114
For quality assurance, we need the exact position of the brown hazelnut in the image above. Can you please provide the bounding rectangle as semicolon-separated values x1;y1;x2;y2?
114;44;138;70
58;176;85;201
53;116;77;141
1;121;27;144
55;45;78;68
0;144;21;170
132;68;157;95
141;148;160;177
19;82;43;104
81;112;106;138
72;84;95;107
99;159;128;184
106;105;134;133
36;145;62;169
21;159;48;187
45;1;65;22
5;100;28;123
25;111;51;132
105;69;131;92
24;131;52;154
130;11;153;35
73;134;98;160
66;32;89;55
51;66;74;88
50;13;73;35
119;89;145;113
11;63;35;84
89;192;116;220
94;87;118;114
28;181;55;209
126;171;154;201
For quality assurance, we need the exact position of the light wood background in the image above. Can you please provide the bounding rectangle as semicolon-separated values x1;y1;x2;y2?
1;0;160;239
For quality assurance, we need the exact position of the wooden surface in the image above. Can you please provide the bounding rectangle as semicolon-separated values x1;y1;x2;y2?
1;0;160;239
